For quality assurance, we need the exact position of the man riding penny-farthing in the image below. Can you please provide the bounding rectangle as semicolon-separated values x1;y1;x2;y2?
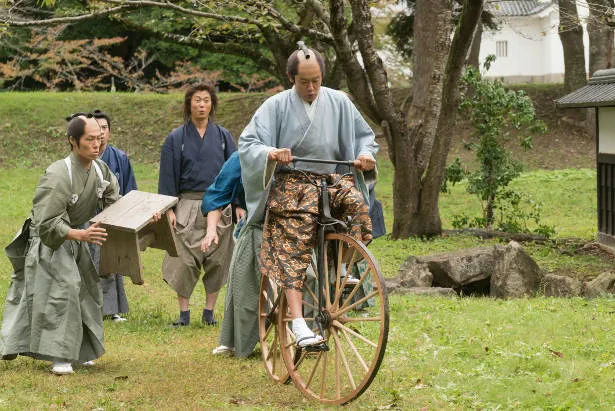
238;42;389;405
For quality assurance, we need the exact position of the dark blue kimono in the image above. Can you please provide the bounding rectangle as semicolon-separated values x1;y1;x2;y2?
158;121;237;197
96;144;138;316
101;145;137;196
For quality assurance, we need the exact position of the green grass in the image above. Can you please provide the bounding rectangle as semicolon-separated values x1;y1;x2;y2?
0;91;267;167
0;92;613;408
1;164;612;408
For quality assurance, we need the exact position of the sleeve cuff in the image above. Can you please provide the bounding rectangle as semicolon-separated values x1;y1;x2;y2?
264;151;277;189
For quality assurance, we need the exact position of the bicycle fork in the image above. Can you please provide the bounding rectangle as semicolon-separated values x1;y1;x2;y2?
310;177;332;352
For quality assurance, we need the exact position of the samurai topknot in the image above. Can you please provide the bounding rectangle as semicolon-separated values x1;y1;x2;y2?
286;41;326;80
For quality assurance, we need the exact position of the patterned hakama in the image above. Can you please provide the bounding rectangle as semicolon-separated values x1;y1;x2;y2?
260;171;372;290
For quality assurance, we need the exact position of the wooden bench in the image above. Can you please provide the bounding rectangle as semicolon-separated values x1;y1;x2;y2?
90;190;179;285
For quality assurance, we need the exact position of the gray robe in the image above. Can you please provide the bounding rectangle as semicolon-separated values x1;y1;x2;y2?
1;152;120;363
218;223;262;357
238;86;379;225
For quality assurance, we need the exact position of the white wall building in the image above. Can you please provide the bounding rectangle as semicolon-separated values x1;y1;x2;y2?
480;0;592;83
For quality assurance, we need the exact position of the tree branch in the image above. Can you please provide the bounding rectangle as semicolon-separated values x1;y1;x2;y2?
328;0;379;122
0;4;137;26
116;17;279;80
349;1;405;138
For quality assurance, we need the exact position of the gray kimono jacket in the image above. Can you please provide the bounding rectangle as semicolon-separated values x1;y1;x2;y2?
238;86;379;225
1;152;119;363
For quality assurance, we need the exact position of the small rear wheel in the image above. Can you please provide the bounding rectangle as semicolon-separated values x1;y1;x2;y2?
278;232;389;405
258;273;291;383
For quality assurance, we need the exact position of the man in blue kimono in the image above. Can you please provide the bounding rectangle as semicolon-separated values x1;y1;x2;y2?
91;109;138;322
158;83;236;327
238;45;378;347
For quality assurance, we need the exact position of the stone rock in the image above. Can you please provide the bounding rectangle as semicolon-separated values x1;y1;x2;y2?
584;272;615;297
542;274;583;297
417;246;499;288
384;276;401;293
398;256;433;287
490;241;542;298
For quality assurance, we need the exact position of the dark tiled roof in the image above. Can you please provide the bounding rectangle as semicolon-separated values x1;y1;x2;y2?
486;0;555;16
556;69;615;108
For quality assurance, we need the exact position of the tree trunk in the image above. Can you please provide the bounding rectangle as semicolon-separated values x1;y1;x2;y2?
389;0;453;238
329;0;380;122
466;22;483;68
587;0;613;75
559;0;587;93
586;0;613;138
415;0;485;237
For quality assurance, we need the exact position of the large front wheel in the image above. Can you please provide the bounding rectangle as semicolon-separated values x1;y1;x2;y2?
278;232;389;405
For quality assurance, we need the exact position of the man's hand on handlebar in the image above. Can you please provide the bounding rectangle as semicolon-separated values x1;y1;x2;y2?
353;155;376;171
268;148;293;165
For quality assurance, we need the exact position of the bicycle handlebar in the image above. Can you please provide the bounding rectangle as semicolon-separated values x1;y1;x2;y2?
291;157;355;167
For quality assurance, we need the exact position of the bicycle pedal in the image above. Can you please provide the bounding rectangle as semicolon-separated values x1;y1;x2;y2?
304;342;330;353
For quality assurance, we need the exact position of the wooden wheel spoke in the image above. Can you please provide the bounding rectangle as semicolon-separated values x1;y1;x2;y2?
332;319;378;348
337;266;372;311
283;325;297;349
338;290;379;316
335;337;341;399
332;248;359;308
320;351;329;398
305;351;324;390
302;300;318;313
304;285;319;311
270;329;279;370
342;316;382;323
264;320;275;340
293;349;308;371
332;329;357;390
339;324;369;373
334;240;345;307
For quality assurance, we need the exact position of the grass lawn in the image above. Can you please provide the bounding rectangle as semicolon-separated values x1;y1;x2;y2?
0;163;613;409
0;92;613;409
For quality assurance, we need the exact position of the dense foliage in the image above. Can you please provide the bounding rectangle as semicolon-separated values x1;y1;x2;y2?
0;1;287;91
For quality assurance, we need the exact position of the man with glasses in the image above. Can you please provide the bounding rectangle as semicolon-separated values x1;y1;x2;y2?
90;109;137;322
0;114;121;374
158;83;237;327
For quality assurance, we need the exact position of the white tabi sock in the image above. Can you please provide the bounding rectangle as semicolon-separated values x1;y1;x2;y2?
291;318;323;347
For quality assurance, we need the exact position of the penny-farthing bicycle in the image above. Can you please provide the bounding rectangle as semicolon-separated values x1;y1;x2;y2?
258;158;389;405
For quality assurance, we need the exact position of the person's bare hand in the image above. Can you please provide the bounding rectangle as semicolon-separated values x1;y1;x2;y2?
200;231;219;252
152;211;162;222
353;155;376;171
267;148;293;165
235;207;246;221
83;222;107;246
167;209;176;228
